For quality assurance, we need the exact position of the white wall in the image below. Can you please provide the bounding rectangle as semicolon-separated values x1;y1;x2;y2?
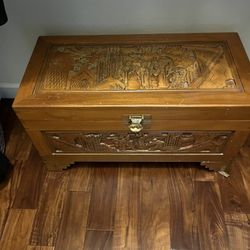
0;0;250;97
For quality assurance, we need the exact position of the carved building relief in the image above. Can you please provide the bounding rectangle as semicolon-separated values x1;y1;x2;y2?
36;42;240;92
46;131;232;154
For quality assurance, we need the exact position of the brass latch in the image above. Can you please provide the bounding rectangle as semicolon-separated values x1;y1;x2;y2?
123;114;151;133
128;115;144;133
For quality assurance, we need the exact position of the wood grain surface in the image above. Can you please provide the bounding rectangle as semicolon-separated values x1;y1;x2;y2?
12;34;250;175
87;166;118;230
34;41;239;92
224;213;250;250
68;164;93;192
217;159;250;214
13;33;250;107
0;209;36;250
30;171;69;246
27;247;55;250
0;160;24;238
112;166;141;249
193;182;228;250
55;191;90;250
0;99;250;249
166;165;196;249
12;147;46;209
83;231;113;250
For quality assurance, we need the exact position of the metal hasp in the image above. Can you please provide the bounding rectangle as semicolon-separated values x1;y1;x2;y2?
128;115;144;133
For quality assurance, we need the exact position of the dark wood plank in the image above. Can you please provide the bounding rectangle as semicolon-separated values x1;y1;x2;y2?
0;160;23;237
83;230;113;250
30;171;69;246
87;165;118;230
68;163;93;192
113;164;170;249
217;159;250;214
0;209;36;250
12;147;46;209
225;212;250;250
5;123;32;164
166;164;198;250
55;191;90;250
0;109;31;235
139;166;170;250
194;182;229;250
112;166;140;249
0;183;9;238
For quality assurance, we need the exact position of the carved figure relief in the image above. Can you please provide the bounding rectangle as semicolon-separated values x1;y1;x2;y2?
36;42;240;92
46;131;232;154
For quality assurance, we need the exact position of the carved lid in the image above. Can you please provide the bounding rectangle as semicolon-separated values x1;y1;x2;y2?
13;33;250;107
35;42;239;92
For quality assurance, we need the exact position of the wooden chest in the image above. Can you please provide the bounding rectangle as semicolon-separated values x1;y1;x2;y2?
13;33;250;176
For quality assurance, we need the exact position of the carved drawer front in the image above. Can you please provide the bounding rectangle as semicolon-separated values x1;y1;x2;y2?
45;131;233;154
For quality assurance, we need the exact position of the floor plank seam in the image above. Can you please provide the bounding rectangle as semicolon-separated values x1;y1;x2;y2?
86;228;114;232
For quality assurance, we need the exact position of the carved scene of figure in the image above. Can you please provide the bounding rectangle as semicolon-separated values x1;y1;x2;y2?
39;43;237;92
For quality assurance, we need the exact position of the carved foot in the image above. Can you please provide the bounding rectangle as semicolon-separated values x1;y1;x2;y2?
200;161;231;177
43;158;75;171
218;170;230;178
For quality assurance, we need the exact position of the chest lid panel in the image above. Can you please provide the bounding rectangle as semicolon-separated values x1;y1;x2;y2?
13;33;250;107
35;42;240;92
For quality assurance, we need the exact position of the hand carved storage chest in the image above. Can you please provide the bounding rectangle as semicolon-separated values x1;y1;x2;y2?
13;33;250;176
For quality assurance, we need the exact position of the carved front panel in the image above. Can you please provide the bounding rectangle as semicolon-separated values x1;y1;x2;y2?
35;42;241;93
45;131;232;154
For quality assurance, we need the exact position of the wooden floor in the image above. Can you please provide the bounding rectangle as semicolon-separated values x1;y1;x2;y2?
0;100;250;250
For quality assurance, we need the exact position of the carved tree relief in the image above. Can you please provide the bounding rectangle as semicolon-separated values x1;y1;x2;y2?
36;42;240;92
46;131;232;154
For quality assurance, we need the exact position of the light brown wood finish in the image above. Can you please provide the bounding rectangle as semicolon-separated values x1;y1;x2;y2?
224;213;250;250
27;247;55;250
15;106;250;121
35;41;240;92
13;33;250;107
12;33;250;173
0;102;250;249
217;159;250;214
20;120;250;131
239;147;250;202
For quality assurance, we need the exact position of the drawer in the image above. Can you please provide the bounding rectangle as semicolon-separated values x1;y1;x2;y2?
45;130;233;154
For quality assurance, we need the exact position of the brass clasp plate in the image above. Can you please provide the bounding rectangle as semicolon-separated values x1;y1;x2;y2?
124;114;152;133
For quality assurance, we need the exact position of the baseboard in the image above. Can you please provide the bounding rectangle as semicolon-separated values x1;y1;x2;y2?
0;83;19;99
